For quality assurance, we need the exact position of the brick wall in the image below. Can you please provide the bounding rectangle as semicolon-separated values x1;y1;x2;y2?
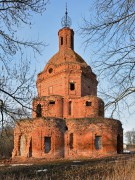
32;96;63;118
32;96;104;119
12;118;123;159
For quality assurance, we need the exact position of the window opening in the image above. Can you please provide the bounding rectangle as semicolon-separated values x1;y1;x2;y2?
36;104;42;117
61;37;63;45
65;126;68;131
49;101;55;105
49;68;53;73
69;101;72;115
95;136;102;150
44;137;51;153
29;138;32;157
70;83;75;91
86;101;92;106
69;133;73;149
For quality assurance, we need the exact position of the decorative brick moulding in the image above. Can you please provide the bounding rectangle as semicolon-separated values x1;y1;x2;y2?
12;26;123;161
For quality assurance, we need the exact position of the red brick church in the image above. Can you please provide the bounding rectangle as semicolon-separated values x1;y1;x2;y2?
12;9;123;160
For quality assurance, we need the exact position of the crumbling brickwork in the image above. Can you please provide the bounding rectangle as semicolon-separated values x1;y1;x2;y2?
12;25;123;160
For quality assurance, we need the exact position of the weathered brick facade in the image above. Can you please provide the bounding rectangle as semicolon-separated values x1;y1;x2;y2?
12;25;123;160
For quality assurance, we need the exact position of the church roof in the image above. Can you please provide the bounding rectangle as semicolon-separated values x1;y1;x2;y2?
46;48;88;67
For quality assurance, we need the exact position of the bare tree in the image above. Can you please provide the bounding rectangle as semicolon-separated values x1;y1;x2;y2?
125;129;135;145
80;0;135;117
0;0;49;128
0;126;14;158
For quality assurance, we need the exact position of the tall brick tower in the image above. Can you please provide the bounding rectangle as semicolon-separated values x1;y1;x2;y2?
12;8;123;160
33;7;103;119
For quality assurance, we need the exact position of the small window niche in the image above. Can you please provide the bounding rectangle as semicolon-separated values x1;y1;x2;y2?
44;137;51;153
69;101;72;115
36;104;42;117
69;133;73;149
71;35;74;49
49;100;55;105
95;136;102;150
48;86;53;94
86;101;92;106
60;37;63;45
70;82;75;91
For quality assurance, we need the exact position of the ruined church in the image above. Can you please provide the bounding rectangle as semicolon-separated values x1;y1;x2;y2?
12;9;123;160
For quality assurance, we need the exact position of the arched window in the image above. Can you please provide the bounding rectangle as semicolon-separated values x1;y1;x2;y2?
44;137;51;153
36;104;42;117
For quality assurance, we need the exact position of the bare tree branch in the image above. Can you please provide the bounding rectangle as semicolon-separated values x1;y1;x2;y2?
0;0;49;128
80;0;135;117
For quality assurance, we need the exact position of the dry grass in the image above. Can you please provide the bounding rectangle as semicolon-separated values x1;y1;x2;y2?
0;155;135;180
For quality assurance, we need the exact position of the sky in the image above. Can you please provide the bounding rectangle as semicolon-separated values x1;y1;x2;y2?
20;0;92;71
12;0;135;134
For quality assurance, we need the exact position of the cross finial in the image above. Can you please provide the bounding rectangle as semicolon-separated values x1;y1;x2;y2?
65;3;68;16
61;3;72;28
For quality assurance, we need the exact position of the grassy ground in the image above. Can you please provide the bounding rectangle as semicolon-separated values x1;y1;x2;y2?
0;154;135;180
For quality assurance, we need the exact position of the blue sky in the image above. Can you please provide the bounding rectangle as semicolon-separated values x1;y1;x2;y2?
20;0;92;70
15;0;134;134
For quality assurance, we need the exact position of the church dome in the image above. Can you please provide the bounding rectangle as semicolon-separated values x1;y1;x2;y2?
44;27;89;72
45;48;87;67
